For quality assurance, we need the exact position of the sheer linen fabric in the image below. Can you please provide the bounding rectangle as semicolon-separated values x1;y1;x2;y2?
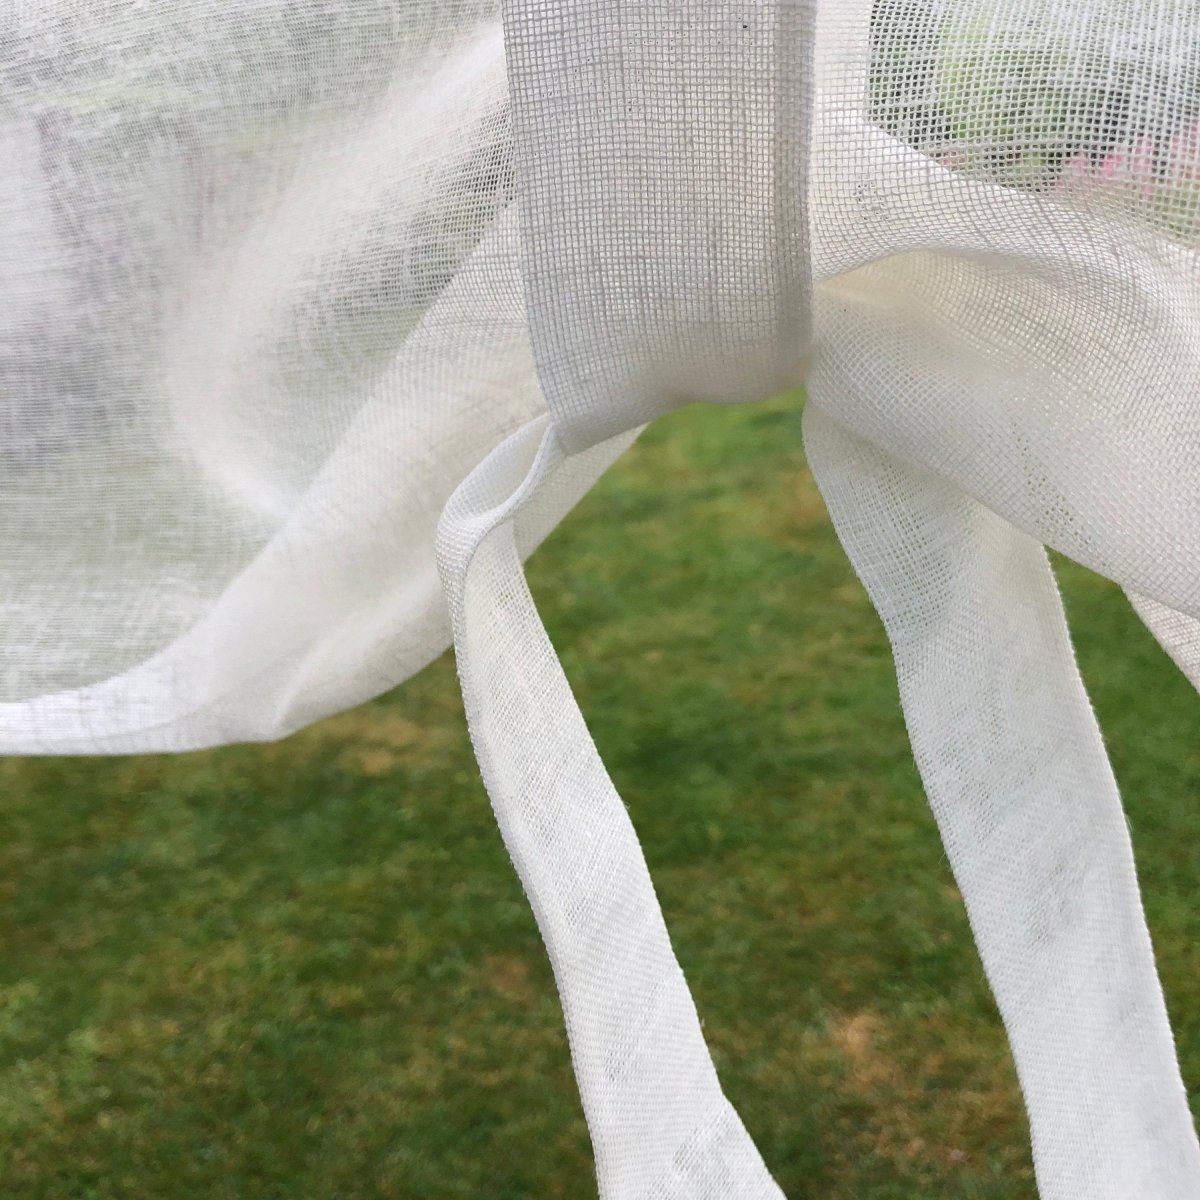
1;2;1197;1196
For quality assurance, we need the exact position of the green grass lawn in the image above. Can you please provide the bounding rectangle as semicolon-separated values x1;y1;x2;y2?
2;394;1197;1198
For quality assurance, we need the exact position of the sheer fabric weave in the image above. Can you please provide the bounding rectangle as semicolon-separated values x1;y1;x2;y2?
2;2;1198;1195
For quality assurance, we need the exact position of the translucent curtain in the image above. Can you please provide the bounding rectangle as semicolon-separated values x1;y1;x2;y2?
2;2;1199;1195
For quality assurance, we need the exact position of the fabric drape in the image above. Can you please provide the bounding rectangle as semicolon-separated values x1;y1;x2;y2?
2;2;1198;1194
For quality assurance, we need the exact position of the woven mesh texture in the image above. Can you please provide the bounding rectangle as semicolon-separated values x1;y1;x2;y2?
2;2;1198;1195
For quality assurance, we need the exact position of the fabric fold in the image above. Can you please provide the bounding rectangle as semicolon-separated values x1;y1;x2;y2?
1127;593;1200;693
437;416;782;1200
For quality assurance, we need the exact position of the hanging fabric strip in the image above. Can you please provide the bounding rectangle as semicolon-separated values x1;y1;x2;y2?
1127;593;1200;693
500;0;813;451
437;416;782;1199
803;403;1200;1200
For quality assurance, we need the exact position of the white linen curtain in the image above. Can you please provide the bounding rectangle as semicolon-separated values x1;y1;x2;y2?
1;2;1197;1195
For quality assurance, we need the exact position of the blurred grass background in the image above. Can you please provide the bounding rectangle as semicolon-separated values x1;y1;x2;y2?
1;392;1197;1198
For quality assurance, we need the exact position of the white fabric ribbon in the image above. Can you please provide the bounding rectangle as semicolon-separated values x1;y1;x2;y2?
438;416;783;1198
803;403;1200;1199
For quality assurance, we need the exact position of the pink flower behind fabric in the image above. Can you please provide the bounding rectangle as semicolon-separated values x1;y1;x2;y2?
1054;125;1200;244
1098;137;1158;199
1056;138;1156;202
